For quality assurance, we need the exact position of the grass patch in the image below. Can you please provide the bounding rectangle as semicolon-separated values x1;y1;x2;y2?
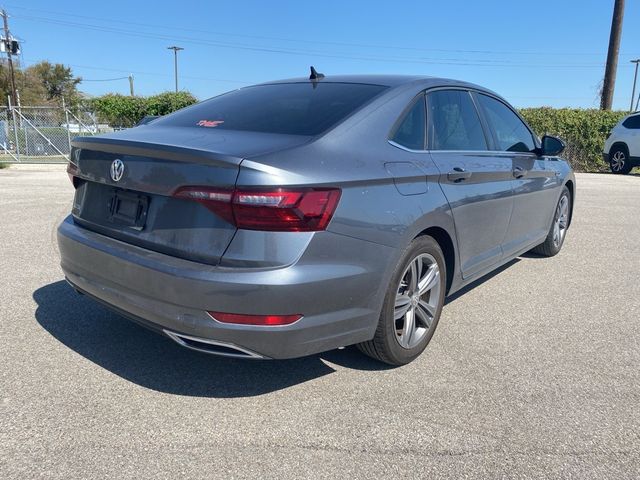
0;163;10;169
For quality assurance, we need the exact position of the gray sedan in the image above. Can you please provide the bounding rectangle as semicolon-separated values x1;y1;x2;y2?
58;71;574;365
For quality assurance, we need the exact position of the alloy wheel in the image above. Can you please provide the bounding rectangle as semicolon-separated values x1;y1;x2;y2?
394;253;441;349
611;150;626;172
553;195;569;248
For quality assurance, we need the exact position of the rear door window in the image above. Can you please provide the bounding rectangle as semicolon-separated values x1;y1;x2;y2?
152;82;388;136
426;90;488;151
476;94;536;153
622;115;640;129
390;96;426;150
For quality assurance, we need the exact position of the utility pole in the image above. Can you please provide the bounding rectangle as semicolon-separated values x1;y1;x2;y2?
128;74;134;96
601;0;625;110
1;9;18;107
167;46;184;93
630;59;640;112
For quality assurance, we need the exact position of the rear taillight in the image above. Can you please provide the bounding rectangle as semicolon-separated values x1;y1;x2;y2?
67;162;79;187
208;311;302;326
174;187;341;232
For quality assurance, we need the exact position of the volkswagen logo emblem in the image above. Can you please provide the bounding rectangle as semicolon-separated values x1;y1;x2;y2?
110;159;124;182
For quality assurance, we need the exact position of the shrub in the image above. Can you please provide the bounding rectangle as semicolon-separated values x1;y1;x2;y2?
519;108;627;172
145;91;198;116
90;91;198;128
90;94;147;128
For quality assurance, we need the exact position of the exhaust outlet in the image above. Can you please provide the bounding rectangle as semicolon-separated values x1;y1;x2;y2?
163;330;266;359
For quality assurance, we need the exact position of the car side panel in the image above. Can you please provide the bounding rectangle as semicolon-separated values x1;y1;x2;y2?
430;151;513;279
501;154;560;258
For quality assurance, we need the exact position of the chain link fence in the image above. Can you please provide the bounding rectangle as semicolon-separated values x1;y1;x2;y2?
0;106;110;163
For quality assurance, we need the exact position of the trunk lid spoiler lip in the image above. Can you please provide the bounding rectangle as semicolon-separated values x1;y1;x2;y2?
72;136;242;166
71;127;316;165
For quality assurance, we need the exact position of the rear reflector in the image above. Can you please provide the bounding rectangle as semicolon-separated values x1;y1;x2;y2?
208;311;303;326
174;186;341;232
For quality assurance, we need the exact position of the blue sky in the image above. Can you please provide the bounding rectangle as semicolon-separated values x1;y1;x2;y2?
8;0;640;109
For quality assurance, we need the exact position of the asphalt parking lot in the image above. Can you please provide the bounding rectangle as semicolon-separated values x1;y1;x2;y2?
1;165;639;479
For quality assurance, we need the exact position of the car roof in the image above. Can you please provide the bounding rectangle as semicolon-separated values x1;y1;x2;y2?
253;74;496;94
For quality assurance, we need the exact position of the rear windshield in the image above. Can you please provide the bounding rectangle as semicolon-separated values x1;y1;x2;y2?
153;82;388;136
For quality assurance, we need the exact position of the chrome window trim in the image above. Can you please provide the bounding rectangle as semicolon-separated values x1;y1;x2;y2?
388;140;429;153
388;140;540;158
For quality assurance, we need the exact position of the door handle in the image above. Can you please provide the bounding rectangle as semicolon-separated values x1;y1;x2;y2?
513;166;526;178
448;167;472;183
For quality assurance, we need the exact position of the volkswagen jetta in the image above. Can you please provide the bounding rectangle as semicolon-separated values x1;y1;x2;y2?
58;71;574;365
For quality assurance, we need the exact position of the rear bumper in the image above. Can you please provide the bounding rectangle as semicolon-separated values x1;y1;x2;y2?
57;216;394;359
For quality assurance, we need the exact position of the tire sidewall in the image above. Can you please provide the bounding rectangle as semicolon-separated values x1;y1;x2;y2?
379;236;446;365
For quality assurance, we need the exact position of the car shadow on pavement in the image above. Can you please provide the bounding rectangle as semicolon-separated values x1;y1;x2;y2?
444;258;520;304
33;281;391;398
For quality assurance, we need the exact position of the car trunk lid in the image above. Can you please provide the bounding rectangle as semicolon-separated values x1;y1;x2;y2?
69;126;312;265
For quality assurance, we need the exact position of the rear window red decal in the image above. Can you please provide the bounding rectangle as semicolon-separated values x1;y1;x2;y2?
197;120;224;127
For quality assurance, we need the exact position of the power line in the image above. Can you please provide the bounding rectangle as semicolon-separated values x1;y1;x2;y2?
21;58;247;83
80;76;129;82
11;13;630;69
5;3;634;57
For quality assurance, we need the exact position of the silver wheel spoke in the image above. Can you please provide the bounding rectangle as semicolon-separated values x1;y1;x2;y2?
400;307;415;347
409;260;418;292
418;265;439;295
394;253;442;350
394;295;411;319
416;300;435;328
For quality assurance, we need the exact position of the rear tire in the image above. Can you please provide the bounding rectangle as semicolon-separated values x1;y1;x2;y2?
357;235;446;366
531;186;571;257
609;145;633;174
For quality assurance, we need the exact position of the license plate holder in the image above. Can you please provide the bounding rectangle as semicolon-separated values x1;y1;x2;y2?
108;190;149;230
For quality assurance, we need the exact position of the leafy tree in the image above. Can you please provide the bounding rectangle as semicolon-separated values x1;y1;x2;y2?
0;60;81;106
27;61;81;103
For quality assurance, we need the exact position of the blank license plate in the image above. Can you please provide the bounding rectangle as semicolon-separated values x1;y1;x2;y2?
108;190;149;229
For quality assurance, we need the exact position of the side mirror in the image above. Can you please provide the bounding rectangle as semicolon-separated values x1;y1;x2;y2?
136;115;160;126
539;135;565;156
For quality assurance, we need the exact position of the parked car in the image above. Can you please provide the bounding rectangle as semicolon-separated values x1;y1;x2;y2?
58;72;574;365
62;123;98;134
603;112;640;174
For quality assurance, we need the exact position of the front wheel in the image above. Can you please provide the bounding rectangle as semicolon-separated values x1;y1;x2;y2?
357;235;446;366
531;186;571;257
609;146;633;174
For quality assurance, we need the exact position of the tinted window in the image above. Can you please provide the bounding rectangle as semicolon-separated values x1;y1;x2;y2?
427;90;487;151
152;83;388;136
476;94;535;153
391;97;426;150
622;115;640;129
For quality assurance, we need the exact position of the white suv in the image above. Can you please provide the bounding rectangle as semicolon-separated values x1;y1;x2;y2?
604;112;640;174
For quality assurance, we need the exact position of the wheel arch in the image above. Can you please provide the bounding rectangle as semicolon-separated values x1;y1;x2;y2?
610;141;630;155
415;226;456;295
564;179;575;227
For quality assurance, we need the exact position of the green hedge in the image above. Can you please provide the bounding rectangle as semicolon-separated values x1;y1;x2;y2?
90;91;198;128
519;108;627;172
